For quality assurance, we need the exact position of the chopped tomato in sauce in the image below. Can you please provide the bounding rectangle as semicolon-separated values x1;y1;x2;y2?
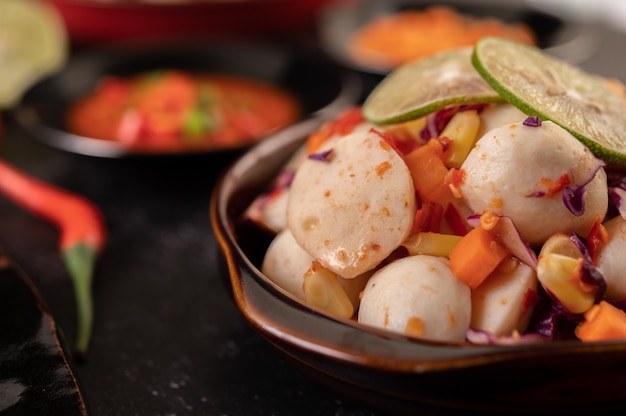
68;70;301;152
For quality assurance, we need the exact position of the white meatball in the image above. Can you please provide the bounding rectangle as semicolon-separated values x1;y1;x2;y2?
460;120;607;246
252;120;376;234
261;229;370;310
477;103;527;138
261;229;313;299
287;129;416;278
471;258;538;336
244;144;307;234
597;216;626;301
259;188;290;233
358;255;471;342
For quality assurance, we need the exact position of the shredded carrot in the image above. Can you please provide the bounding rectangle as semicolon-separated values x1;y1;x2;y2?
575;301;626;342
349;6;537;69
540;173;572;197
404;138;450;203
449;226;508;289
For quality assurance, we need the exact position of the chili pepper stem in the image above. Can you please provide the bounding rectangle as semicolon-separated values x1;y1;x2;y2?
63;242;98;358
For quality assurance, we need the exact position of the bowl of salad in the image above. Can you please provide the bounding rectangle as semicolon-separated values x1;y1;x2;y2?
11;40;360;157
212;38;626;413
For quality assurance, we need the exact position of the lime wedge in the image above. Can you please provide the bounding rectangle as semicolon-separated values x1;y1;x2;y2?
0;0;68;108
473;36;626;165
362;47;504;125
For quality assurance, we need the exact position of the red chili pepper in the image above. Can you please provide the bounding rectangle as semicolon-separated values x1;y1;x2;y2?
0;159;106;357
586;216;609;266
522;287;541;311
443;203;470;236
411;200;444;234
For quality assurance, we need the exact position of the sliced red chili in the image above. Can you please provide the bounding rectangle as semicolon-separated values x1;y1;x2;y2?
444;203;469;236
586;216;609;266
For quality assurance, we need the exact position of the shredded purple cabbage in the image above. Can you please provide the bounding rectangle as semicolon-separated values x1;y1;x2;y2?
562;157;606;216
567;233;606;301
609;186;626;220
490;215;538;270
569;232;591;261
579;258;607;303
527;157;604;216
544;287;586;323
420;107;457;141
462;103;489;113
419;104;488;141
522;115;542;127
570;157;606;187
562;185;586;216
308;149;334;162
609;175;626;192
273;169;296;189
527;301;558;339
242;168;295;224
466;214;481;228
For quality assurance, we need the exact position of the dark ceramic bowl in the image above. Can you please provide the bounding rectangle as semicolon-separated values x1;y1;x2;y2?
211;117;626;415
11;40;360;158
317;0;599;75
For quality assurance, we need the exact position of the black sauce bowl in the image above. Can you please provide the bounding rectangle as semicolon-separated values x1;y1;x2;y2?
11;40;360;158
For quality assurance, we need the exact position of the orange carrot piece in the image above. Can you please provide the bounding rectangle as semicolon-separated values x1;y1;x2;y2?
575;301;626;342
449;226;508;289
404;139;450;202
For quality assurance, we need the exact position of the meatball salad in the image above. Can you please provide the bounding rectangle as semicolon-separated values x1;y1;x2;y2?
246;37;626;345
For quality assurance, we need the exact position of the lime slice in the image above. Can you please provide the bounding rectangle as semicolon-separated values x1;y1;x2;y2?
0;0;68;108
473;36;626;165
362;47;504;125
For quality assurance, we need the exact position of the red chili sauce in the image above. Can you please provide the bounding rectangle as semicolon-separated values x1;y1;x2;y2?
67;70;301;152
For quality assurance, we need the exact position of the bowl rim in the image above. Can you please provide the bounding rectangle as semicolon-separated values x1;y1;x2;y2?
316;0;600;75
210;116;626;375
11;39;361;158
